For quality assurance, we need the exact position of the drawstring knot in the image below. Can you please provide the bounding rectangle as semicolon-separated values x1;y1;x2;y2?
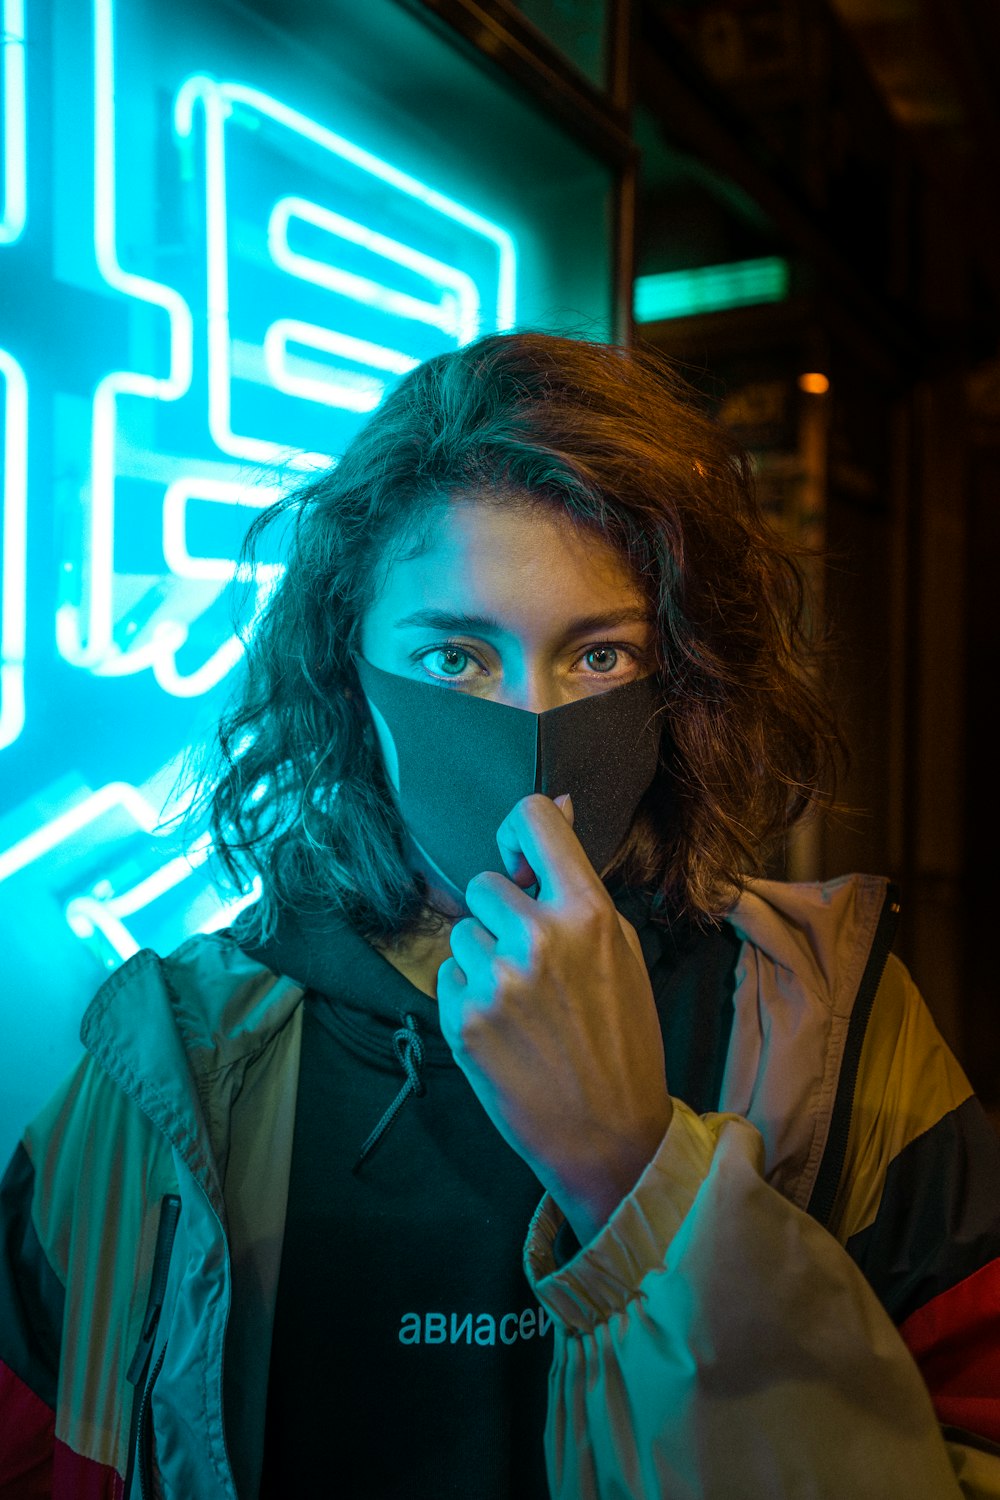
352;1012;426;1172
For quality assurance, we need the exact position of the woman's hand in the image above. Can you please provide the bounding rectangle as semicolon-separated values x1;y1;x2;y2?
436;792;673;1246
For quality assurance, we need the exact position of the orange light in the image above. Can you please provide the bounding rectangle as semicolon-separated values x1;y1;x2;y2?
798;372;830;395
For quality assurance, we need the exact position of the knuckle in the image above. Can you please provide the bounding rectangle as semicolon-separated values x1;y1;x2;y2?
577;893;612;935
593;892;614;921
522;923;549;964
492;955;521;991
454;999;491;1051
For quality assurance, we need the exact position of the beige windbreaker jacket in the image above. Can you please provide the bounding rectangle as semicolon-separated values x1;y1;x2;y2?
1;871;998;1498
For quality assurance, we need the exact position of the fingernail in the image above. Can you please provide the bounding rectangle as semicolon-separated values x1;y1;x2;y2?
555;792;572;812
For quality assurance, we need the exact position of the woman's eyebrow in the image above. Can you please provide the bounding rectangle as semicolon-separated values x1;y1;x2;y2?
393;606;654;638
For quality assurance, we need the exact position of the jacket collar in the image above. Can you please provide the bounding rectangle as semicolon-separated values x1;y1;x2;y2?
729;873;892;1015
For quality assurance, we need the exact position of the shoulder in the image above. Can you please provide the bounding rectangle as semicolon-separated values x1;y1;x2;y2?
25;932;304;1259
80;929;305;1077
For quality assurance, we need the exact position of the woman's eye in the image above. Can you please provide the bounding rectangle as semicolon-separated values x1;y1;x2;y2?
414;642;642;683
418;645;483;680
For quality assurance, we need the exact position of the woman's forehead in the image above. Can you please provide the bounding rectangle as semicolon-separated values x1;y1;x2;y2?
381;494;644;598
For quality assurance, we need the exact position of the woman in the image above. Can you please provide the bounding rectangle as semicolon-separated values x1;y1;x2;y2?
2;332;998;1498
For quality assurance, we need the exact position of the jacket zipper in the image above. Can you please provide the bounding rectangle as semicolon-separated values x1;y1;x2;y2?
123;1195;181;1499
136;1342;167;1500
806;883;901;1229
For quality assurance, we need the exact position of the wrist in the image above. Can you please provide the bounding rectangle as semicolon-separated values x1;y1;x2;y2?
556;1098;674;1246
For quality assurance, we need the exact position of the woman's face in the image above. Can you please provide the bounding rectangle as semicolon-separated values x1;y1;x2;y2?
357;492;659;950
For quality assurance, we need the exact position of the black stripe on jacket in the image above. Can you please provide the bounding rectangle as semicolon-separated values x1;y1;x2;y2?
0;1142;66;1410
846;1094;1000;1326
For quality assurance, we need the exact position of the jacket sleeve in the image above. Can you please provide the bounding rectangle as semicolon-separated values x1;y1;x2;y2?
523;954;1000;1500
0;1137;65;1498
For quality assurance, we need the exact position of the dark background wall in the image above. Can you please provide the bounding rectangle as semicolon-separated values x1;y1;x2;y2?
627;0;1000;1120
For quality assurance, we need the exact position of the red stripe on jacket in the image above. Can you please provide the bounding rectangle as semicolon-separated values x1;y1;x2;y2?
0;1358;53;1499
0;1358;122;1499
900;1255;1000;1444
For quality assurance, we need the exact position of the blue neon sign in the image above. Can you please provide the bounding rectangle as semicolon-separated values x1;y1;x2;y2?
55;0;516;701
0;0;518;1107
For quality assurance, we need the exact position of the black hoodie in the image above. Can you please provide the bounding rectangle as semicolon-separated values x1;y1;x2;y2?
245;886;739;1499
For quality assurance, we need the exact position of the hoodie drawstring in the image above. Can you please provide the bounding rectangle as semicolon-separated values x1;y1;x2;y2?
352;1012;426;1172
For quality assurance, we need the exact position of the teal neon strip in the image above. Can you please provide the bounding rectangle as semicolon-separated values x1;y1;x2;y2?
0;0;26;245
216;88;515;329
0;348;27;750
66;861;262;963
263;319;419;414
634;258;789;322
0;781;160;885
269;196;482;342
157;477;285;698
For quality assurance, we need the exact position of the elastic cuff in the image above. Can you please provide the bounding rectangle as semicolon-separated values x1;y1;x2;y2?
523;1098;753;1331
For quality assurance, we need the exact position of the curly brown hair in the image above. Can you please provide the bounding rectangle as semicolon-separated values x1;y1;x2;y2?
187;331;845;951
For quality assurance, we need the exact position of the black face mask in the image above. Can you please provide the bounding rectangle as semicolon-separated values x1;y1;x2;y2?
354;655;667;912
